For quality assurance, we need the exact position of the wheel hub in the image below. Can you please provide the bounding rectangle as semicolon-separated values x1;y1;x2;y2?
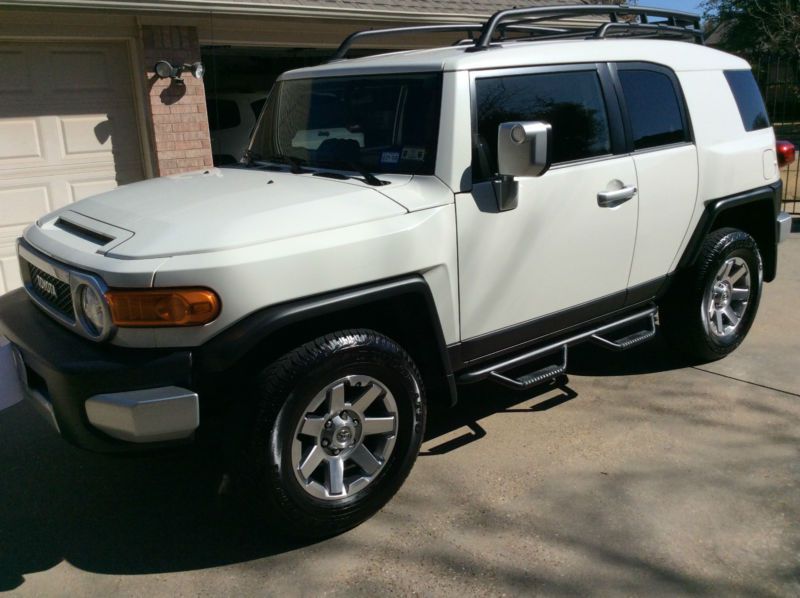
703;256;752;339
291;375;399;500
322;411;361;454
712;280;732;308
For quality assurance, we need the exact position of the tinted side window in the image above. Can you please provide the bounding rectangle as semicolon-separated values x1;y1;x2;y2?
474;70;611;180
206;99;241;130
725;70;770;131
618;69;688;150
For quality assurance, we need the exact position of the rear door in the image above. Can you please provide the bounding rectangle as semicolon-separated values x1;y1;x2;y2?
612;63;698;295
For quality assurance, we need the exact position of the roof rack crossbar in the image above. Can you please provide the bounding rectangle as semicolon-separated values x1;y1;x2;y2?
593;21;705;43
470;4;702;51
328;4;703;62
329;21;575;61
330;23;485;62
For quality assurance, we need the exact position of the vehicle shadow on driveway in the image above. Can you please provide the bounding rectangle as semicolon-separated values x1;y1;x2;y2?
0;401;310;590
421;331;686;455
0;334;686;590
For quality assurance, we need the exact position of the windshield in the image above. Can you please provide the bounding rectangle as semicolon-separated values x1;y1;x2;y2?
250;73;442;176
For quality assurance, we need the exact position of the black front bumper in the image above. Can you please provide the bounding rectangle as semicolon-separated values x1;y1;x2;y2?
0;289;194;452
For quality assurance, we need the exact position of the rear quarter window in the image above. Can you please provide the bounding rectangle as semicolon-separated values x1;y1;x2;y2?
618;69;689;150
724;70;770;132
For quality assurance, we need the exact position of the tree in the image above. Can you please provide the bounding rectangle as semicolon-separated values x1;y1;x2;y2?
702;0;800;58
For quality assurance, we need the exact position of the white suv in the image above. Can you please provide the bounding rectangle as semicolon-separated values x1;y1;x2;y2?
0;5;794;537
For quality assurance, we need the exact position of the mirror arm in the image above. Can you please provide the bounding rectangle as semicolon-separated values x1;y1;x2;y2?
492;174;519;212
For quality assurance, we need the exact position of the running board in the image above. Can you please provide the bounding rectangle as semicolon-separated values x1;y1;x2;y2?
459;306;658;387
590;312;656;351
489;346;567;390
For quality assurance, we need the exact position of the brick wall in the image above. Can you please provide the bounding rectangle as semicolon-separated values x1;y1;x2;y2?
141;25;213;176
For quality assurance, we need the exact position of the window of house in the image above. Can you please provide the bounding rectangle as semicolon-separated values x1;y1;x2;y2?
724;70;770;132
618;69;689;150
473;70;612;181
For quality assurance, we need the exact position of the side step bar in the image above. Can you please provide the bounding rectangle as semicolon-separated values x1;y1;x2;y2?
459;307;657;389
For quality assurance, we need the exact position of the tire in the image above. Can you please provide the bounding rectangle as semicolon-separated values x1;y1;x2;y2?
660;227;762;363
241;329;426;538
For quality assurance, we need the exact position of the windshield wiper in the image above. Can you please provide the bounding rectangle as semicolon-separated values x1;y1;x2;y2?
274;155;307;174
316;159;389;187
242;148;263;167
249;151;308;174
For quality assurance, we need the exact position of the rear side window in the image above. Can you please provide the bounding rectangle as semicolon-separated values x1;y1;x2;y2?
618;69;689;150
474;70;611;180
724;70;770;132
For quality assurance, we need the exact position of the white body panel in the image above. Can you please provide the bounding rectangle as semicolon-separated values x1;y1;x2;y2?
668;70;778;273
627;145;699;287
149;204;460;348
457;158;638;340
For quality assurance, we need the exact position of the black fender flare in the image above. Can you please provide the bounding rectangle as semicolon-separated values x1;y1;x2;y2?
677;182;781;282
196;275;457;405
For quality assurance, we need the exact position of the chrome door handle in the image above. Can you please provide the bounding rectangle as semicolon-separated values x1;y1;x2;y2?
597;185;637;208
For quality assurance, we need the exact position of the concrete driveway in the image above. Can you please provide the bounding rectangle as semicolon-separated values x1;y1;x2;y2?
1;235;798;597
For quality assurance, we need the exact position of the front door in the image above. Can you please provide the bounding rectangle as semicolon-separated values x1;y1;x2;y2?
457;65;638;354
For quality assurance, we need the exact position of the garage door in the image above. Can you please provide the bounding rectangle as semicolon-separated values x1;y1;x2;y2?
0;41;145;293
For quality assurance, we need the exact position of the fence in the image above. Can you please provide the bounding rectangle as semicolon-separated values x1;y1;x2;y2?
751;54;800;214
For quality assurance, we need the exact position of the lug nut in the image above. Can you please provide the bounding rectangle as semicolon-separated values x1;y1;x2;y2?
340;411;348;419
332;449;340;455
324;420;332;429
322;439;330;447
353;418;359;426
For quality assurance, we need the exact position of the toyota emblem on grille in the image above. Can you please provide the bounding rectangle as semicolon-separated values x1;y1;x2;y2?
34;274;58;299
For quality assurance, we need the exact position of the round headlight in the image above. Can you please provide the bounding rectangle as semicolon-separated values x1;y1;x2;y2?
80;285;106;336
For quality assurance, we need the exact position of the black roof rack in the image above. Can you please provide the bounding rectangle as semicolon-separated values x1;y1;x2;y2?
329;3;703;61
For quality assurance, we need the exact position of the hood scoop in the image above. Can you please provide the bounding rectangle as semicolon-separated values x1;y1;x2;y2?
38;211;134;255
54;217;114;246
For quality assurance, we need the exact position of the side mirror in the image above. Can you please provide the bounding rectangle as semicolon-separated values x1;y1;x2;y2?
493;121;552;211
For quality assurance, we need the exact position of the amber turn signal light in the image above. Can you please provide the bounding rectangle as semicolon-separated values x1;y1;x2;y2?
106;288;221;327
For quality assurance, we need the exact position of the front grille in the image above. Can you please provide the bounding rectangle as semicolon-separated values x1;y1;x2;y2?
26;262;75;320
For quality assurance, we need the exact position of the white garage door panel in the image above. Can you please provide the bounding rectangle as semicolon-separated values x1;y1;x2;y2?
0;41;144;294
0;119;41;160
70;178;118;202
0;186;50;225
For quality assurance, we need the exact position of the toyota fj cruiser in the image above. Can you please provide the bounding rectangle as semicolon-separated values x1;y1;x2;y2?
0;5;795;538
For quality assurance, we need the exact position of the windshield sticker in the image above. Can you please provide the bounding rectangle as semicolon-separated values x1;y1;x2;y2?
381;151;401;164
402;147;426;161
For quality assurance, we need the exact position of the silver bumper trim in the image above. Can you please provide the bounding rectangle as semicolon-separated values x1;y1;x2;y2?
85;386;199;443
777;212;793;243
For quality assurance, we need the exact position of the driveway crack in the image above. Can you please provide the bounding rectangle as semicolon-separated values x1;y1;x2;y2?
691;366;800;398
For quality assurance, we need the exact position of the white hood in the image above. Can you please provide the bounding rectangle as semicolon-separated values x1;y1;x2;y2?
43;168;410;259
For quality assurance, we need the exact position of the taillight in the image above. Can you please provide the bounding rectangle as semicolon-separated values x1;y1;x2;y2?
776;140;796;167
